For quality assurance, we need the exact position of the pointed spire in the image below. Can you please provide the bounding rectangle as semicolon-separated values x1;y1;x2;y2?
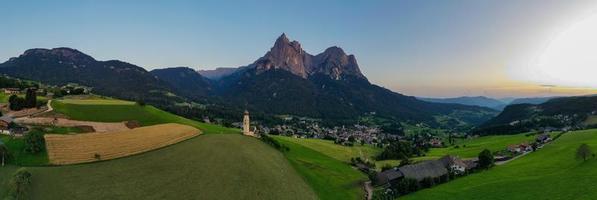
274;33;291;47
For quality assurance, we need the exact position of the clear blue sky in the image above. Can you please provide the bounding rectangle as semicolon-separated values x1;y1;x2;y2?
1;0;596;98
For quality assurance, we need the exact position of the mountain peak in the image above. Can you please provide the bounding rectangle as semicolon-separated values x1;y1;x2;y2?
275;33;290;45
253;34;366;80
21;47;95;63
255;34;309;77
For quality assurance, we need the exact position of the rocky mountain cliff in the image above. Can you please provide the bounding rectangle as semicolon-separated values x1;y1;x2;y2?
253;33;365;80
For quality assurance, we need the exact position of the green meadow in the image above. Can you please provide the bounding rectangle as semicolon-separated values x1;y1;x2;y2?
274;136;400;169
404;129;597;200
275;137;367;200
2;134;316;200
424;132;558;159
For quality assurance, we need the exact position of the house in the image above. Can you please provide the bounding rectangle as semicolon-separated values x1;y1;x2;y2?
519;143;533;152
375;168;403;187
429;138;443;148
0;116;13;130
398;160;448;181
463;158;479;170
507;144;522;153
536;133;551;143
438;155;468;174
3;88;20;95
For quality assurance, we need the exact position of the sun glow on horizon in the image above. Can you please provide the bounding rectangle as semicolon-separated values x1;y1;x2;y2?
518;13;597;88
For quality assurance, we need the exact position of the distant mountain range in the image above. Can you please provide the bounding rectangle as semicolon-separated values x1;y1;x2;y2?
197;67;243;80
0;34;497;129
418;96;508;110
419;96;563;111
474;96;597;135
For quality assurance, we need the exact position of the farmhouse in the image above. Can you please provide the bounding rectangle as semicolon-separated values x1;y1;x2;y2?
536;133;551;143
375;168;403;186
438;155;468;174
429;138;443;148
3;88;20;94
398;160;448;181
0;115;13;131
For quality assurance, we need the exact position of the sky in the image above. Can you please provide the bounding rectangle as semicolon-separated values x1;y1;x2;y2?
2;0;597;98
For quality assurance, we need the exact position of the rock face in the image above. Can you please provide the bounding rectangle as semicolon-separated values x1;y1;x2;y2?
252;33;366;80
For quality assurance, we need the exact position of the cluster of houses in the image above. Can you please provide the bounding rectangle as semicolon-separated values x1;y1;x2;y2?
0;115;26;136
232;117;401;146
506;133;552;154
375;155;477;187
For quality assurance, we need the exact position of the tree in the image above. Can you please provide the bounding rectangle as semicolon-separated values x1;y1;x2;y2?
576;143;592;161
8;168;32;200
478;149;494;169
8;94;25;111
136;99;146;106
24;88;37;108
24;131;45;154
0;142;9;167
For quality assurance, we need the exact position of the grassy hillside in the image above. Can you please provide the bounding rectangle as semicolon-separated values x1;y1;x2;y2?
25;134;316;200
403;129;597;200
51;99;240;134
424;132;558;159
275;137;367;200
274;136;400;169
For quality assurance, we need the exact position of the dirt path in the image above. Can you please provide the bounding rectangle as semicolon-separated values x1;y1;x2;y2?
495;151;530;165
15;117;129;133
364;181;373;200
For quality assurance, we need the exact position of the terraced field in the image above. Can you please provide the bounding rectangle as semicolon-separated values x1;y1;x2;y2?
51;99;240;134
403;129;597;200
45;123;200;165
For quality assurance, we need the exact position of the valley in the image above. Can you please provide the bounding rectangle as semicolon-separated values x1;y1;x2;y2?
0;23;596;200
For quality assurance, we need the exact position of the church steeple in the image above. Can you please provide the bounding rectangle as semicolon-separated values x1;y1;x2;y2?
242;110;253;136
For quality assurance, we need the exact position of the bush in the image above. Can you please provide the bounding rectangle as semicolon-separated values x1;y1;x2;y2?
136;100;146;106
24;131;45;153
478;149;494;169
8;168;32;199
260;134;289;152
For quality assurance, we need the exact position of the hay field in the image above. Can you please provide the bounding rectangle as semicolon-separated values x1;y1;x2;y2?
45;123;200;165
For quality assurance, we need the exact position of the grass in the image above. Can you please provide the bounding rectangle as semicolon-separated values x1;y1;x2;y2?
25;134;317;200
424;132;558;159
273;136;400;170
403;129;597;200
58;99;134;105
275;136;367;200
32;126;86;134
0;165;19;197
0;93;48;103
0;126;92;166
0;134;48;166
51;99;240;134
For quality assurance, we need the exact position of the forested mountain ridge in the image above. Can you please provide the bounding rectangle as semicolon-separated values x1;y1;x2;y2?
474;96;597;135
0;35;497;130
